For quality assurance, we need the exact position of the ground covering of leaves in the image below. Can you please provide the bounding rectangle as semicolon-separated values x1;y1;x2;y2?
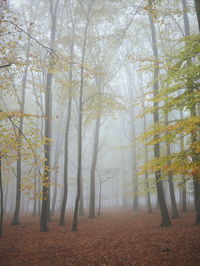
0;209;200;266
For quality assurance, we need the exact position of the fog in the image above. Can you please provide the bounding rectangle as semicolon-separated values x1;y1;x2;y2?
0;0;200;264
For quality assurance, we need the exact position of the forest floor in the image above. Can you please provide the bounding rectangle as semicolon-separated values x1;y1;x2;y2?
0;209;200;266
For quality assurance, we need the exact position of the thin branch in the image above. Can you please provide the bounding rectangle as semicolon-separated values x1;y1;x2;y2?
4;20;56;55
0;110;43;178
0;63;12;69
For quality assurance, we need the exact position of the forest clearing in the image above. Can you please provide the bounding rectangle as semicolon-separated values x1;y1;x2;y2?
1;210;200;266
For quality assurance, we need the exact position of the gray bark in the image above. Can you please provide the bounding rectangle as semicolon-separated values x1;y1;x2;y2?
165;115;179;218
40;0;59;232
89;117;100;218
72;3;92;231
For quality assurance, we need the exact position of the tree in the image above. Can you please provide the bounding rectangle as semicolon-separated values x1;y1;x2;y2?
59;12;75;225
141;34;200;223
11;34;31;226
97;169;115;217
147;0;171;226
124;65;138;211
40;0;59;232
137;76;152;213
89;115;101;218
165;114;179;218
180;0;191;212
72;0;94;232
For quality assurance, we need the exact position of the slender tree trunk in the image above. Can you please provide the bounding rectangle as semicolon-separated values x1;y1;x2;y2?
11;153;22;225
4;182;8;214
167;167;178;218
51;107;64;217
79;175;84;216
122;169;128;208
50;150;59;217
51;170;58;217
59;29;74;224
40;70;53;231
59;61;73;225
32;166;37;217
51;122;62;217
194;0;200;31
125;65;138;211
131;112;138;211
179;0;191;212
97;180;102;217
11;40;30;225
40;0;59;232
71;92;82;231
190;103;200;224
182;0;190;36
148;0;171;226
89;117;100;218
140;77;152;213
191;115;200;224
26;198;30;213
38;179;41;216
180;110;187;212
165;114;179;218
143;113;152;213
72;3;93;231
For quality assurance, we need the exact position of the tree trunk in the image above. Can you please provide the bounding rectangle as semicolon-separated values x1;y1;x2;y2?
122;169;128;208
168;169;179;218
11;39;30;225
148;0;171;226
79;174;84;216
51;108;64;217
59;79;72;225
51;170;58;217
40;70;53;231
165;114;179;218
182;0;190;36
143;113;152;213
40;0;59;232
38;180;41;216
89;117;100;218
180;110;188;212
72;3;93;231
194;0;200;31
190;105;200;224
4;183;8;214
131;113;138;211
179;0;191;212
125;65;138;211
183;0;200;224
59;23;74;221
32;166;37;217
97;180;102;217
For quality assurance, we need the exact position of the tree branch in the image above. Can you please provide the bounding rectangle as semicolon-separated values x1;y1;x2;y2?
0;63;12;69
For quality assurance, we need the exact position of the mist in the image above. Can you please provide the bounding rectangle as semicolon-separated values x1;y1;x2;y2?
0;0;200;265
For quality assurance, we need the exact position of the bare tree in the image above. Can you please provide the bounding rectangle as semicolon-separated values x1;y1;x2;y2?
72;0;94;232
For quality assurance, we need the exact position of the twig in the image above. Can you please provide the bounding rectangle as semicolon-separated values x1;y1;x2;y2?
4;20;56;55
0;63;12;69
